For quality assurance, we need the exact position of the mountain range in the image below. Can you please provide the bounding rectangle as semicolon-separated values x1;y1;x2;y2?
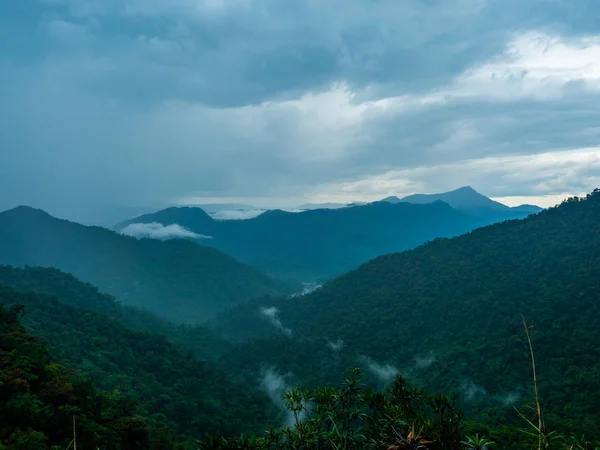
0;206;292;322
117;187;542;280
1;189;598;448
382;186;542;217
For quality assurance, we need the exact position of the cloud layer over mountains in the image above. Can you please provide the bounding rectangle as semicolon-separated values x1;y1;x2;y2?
121;222;211;240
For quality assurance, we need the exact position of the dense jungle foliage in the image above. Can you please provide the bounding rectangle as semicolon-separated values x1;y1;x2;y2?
0;302;160;449
198;368;597;450
214;190;600;445
0;283;279;447
0;266;232;360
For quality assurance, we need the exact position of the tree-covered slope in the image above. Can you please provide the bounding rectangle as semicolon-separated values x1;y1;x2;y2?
0;301;157;449
0;283;279;445
0;266;232;360
118;200;495;280
213;190;600;439
0;206;292;322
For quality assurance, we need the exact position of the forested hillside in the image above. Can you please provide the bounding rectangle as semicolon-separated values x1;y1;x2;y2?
0;266;232;360
0;283;279;447
118;200;500;280
0;302;158;449
214;190;600;442
0;206;292;322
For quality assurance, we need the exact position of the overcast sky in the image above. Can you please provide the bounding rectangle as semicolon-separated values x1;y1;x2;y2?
1;0;600;223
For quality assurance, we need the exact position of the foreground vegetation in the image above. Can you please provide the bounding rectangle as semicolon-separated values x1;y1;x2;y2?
0;303;156;449
2;295;597;449
0;285;278;448
199;369;598;450
200;319;599;450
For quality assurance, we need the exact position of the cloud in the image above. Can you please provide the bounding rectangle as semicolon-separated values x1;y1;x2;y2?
260;306;293;337
261;368;288;407
313;147;600;205
260;368;308;427
453;32;600;101
461;382;487;401
414;352;436;369
360;356;399;385
290;282;322;299
496;391;521;406
328;339;344;352
210;209;266;220
121;222;211;240
1;1;600;222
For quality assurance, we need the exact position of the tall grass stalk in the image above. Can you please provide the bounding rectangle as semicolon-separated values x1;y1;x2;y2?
522;315;543;450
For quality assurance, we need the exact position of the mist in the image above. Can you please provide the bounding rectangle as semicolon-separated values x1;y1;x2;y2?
210;210;266;221
461;382;487;401
260;368;307;427
414;352;436;369
360;356;399;385
121;222;211;240
260;306;293;337
328;338;344;352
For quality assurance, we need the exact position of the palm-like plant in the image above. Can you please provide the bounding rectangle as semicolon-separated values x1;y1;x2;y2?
461;434;495;450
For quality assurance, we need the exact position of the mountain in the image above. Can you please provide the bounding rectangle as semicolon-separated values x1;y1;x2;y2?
394;186;509;209
0;281;278;446
383;187;543;222
117;200;523;281
213;190;600;441
0;206;292;322
296;202;350;210
510;204;545;214
185;203;258;213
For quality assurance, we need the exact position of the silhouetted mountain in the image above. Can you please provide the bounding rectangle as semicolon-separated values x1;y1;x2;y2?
0;206;291;322
296;202;349;210
118;194;541;280
382;187;543;225
397;186;508;209
213;190;600;440
118;201;496;280
384;186;543;218
188;203;258;213
510;204;545;213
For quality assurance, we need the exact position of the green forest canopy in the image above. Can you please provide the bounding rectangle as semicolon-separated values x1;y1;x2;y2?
214;190;600;442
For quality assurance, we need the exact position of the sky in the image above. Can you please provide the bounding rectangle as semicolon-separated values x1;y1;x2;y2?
1;0;600;224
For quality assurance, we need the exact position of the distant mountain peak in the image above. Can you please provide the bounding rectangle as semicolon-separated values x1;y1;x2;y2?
380;196;402;204
454;185;477;193
0;205;52;219
379;187;544;218
380;186;509;211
